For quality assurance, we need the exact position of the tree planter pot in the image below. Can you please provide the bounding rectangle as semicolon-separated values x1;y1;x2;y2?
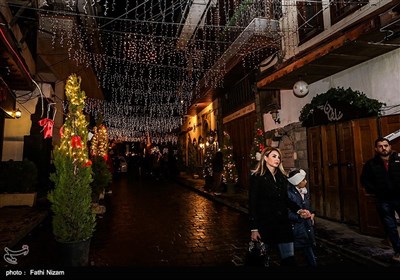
0;193;37;208
57;238;91;267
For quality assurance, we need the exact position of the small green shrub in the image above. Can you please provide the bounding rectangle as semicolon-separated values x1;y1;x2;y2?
0;159;38;193
91;156;112;201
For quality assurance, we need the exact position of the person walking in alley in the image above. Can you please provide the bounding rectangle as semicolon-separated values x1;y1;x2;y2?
249;147;311;266
287;169;317;267
361;137;400;263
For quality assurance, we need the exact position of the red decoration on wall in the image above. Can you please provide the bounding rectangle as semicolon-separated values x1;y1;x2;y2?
38;118;54;139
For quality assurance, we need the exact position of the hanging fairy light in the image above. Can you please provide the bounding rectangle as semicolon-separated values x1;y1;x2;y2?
42;0;295;143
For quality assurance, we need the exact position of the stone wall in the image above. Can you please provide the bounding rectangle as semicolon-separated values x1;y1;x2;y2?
265;122;308;174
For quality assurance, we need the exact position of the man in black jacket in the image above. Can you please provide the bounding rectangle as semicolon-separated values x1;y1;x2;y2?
361;137;400;262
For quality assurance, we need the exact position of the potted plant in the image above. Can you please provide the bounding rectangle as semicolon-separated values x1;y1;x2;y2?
91;155;112;201
0;159;38;207
47;74;95;266
90;123;112;207
299;87;385;127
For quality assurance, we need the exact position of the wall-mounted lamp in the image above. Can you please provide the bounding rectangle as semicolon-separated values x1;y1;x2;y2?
14;108;22;119
270;109;280;124
293;79;309;97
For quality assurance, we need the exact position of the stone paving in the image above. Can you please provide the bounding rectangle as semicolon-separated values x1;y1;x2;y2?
0;172;399;275
175;173;399;268
0;202;47;253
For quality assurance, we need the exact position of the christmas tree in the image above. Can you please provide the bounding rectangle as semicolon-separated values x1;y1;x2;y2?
187;136;198;175
203;141;214;178
202;131;216;190
90;122;112;203
90;123;109;159
222;131;238;184
203;130;217;179
250;119;265;170
48;74;96;243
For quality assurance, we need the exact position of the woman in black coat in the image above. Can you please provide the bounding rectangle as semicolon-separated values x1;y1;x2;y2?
287;169;317;267
249;147;311;266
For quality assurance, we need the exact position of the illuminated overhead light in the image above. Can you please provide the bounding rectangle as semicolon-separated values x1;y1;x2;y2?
15;108;22;119
293;79;309;97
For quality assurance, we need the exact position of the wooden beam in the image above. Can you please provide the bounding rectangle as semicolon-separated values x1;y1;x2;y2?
257;21;373;89
9;1;31;27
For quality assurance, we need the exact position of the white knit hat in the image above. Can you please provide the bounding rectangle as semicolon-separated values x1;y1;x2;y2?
287;169;306;186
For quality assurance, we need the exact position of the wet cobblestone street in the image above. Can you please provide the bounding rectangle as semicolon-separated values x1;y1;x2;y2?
90;174;250;267
6;173;367;273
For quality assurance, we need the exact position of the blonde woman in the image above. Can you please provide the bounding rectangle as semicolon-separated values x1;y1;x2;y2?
249;147;311;266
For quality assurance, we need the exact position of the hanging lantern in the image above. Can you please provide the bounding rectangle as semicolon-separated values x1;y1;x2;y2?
293;80;309;97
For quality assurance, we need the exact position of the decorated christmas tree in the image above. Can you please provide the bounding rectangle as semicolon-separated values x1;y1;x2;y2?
222;131;238;185
202;131;217;190
90;120;112;203
249;119;265;169
187;136;198;175
48;74;96;244
203;141;214;178
90;122;109;158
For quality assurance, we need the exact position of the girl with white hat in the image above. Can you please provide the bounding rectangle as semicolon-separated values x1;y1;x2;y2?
287;169;317;267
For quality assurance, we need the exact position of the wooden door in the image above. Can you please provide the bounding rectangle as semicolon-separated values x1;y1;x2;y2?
336;121;359;225
321;124;341;221
380;114;400;151
307;126;324;216
307;116;399;235
353;117;383;237
224;112;257;190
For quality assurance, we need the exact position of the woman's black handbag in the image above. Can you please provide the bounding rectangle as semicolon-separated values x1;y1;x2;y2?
245;240;270;267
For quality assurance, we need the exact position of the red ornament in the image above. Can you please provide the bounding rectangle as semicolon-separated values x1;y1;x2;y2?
259;144;265;151
103;154;108;161
83;160;92;167
38;118;54;139
59;126;64;138
257;128;263;136
71;135;82;149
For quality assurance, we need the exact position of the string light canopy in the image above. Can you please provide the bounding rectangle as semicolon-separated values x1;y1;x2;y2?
34;0;286;143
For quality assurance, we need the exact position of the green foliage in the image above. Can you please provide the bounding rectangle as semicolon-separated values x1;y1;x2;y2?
299;87;385;125
203;140;215;178
47;74;96;243
0;159;38;193
222;131;239;184
90;156;112;201
49;150;95;242
225;0;253;27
